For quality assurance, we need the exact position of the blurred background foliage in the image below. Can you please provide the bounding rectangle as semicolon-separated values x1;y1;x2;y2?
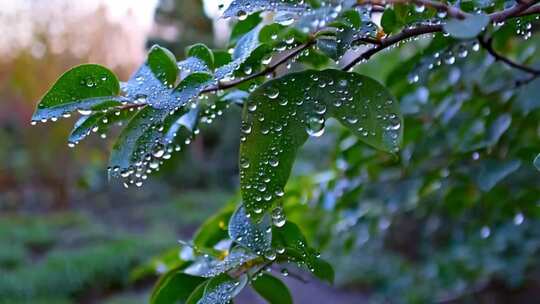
1;0;540;303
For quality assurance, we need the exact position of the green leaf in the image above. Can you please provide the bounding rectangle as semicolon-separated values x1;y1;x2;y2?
223;0;308;19
251;274;293;304
196;274;247;304
184;248;258;278
240;69;402;216
534;154;540;171
230;13;263;43
68;108;135;144
474;159;522;191
228;205;272;255
381;8;399;34
193;206;235;250
126;45;211;111
32;64;121;121
272;222;334;284
150;271;205;304
185;280;210;304
187;44;215;69
516;78;540;114
443;14;490;39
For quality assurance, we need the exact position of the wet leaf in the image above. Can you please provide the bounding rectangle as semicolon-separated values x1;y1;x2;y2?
228;205;272;255
187;44;215;69
193;206;236;250
184;248;258;278
273;222;334;284
32;64;122;121
196;274;247;304
443;14;490;39
223;0;308;19
240;69;402;217
68;108;135;144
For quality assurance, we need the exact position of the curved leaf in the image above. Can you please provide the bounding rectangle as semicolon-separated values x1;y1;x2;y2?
187;44;215;69
443;14;490;39
68;108;135;144
151;272;205;304
33;64;121;121
193;205;235;250
535;154;540;171
240;69;402;216
197;274;247;304
251;273;293;304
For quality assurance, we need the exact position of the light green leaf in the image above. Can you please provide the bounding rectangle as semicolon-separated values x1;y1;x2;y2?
228;205;272;255
32;64;121;121
443;14;490;39
251;274;293;304
150;271;205;304
240;69;402;216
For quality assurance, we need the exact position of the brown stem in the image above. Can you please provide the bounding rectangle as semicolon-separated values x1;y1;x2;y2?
478;36;540;75
343;0;539;71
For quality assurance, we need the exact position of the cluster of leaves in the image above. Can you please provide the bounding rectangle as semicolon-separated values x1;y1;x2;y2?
33;0;540;303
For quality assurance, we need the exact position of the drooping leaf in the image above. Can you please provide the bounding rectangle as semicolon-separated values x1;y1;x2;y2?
32;64;122;121
228;205;272;255
443;14;490;39
151;272;206;304
68;108;136;144
240;69;402;216
222;0;308;19
474;159;522;191
251;273;293;304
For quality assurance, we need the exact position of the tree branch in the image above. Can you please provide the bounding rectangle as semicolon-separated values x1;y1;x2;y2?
478;36;540;75
343;0;539;71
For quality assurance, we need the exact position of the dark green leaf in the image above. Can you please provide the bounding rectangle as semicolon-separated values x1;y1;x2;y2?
150;272;205;304
381;8;399;34
187;43;215;69
443;14;490;39
185;280;210;304
240;69;402;216
474;159;522;191
32;64;121;121
230;13;263;43
251;274;293;304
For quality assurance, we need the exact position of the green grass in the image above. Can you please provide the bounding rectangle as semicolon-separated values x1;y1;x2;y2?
0;189;232;303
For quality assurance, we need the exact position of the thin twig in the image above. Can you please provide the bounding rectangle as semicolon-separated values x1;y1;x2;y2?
201;40;316;93
478;36;540;75
343;0;539;71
